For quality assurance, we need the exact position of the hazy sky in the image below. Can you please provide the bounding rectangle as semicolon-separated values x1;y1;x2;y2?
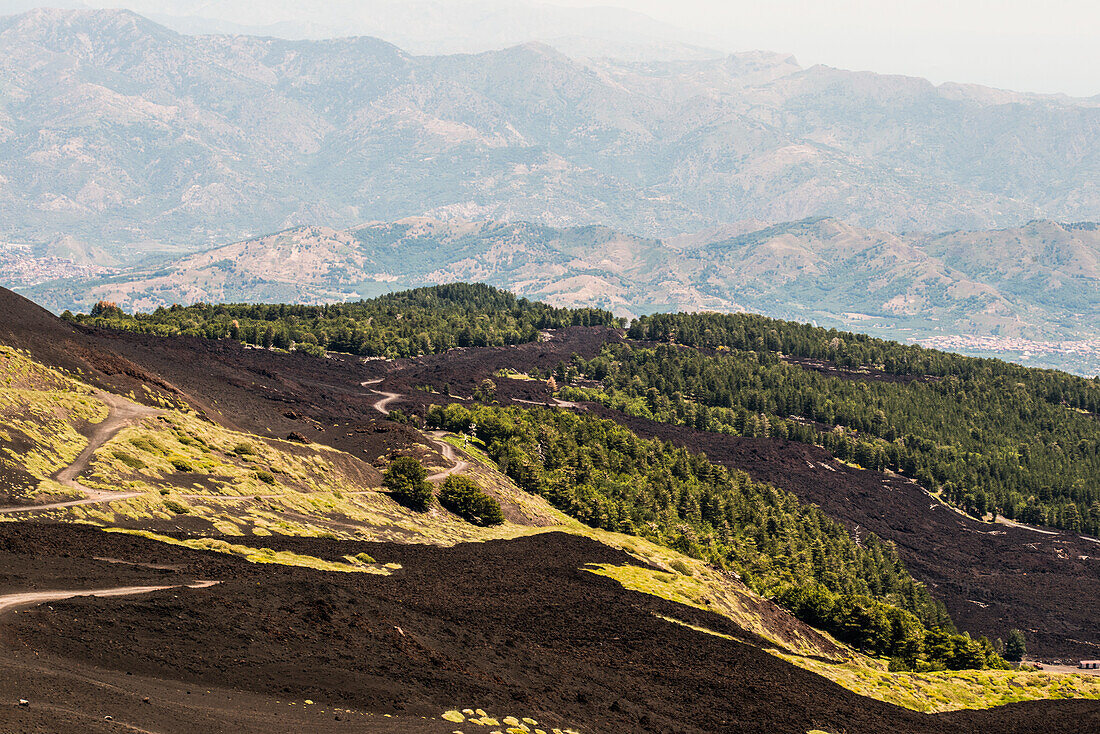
24;0;1100;96
558;0;1100;96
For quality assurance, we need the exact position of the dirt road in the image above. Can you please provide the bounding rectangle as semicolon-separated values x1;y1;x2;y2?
366;386;402;415
425;432;469;481
0;392;157;514
362;383;467;479
0;581;219;616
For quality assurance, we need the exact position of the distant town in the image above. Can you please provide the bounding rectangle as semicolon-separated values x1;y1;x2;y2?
0;246;111;287
916;334;1100;377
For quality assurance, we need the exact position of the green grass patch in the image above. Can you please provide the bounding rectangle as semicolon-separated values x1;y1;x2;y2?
112;450;146;470
781;654;1100;713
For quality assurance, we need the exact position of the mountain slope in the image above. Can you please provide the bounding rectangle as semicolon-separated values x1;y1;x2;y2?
25;217;1100;373
0;8;1097;252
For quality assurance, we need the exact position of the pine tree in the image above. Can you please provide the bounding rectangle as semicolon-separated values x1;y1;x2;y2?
1004;629;1027;662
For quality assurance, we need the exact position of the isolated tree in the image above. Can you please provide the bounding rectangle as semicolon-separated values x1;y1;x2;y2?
90;300;123;318
1004;629;1027;662
382;456;433;511
438;475;504;526
473;378;497;403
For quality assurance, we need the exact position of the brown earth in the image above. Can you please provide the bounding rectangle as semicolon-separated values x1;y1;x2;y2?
2;523;1099;734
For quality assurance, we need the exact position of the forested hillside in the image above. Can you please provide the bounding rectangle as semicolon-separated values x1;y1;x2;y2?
558;313;1100;534
66;284;619;359
426;403;1005;671
69;288;1100;533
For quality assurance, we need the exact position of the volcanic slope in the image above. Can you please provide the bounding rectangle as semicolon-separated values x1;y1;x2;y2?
15;284;1100;661
26;286;1100;660
322;325;1100;662
3;525;1100;734
2;287;1100;730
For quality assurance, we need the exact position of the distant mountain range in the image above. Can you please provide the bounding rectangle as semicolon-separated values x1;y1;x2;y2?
21;216;1100;373
0;0;723;58
1;7;1098;256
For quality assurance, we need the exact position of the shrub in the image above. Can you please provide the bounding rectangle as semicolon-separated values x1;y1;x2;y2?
113;451;146;470
130;436;166;455
669;559;693;576
293;342;325;358
232;442;256;456
383;456;433;511
170;457;194;473
163;499;190;515
255;470;276;485
438;475;504;526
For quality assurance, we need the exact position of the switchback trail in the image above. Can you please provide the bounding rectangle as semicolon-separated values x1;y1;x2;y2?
425;432;469;481
362;382;467;479
365;384;402;415
0;392;158;514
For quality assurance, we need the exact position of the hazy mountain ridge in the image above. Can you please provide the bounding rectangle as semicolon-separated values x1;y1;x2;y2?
24;216;1100;374
1;7;1097;253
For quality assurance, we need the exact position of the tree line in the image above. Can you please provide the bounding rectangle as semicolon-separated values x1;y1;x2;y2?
66;284;620;359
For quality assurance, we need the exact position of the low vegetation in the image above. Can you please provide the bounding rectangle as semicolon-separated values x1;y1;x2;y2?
785;654;1100;714
0;346;108;491
105;529;394;573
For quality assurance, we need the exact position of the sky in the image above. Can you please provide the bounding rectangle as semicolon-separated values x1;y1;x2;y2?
7;0;1097;96
553;0;1100;96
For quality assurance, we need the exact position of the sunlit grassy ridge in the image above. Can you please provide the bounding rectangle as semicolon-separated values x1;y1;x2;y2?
783;654;1100;713
104;528;395;573
84;409;361;500
588;561;853;662
594;560;1100;713
0;346;107;490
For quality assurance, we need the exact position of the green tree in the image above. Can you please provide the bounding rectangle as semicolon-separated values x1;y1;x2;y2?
439;475;504;526
1005;629;1027;662
382;456;433;511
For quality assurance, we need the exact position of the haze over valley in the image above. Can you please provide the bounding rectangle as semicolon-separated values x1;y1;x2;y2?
0;6;1097;372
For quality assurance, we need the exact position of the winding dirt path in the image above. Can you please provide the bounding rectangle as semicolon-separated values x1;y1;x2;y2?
365;383;402;415
995;517;1061;536
0;581;219;616
0;392;158;514
362;381;475;481
425;432;469;481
